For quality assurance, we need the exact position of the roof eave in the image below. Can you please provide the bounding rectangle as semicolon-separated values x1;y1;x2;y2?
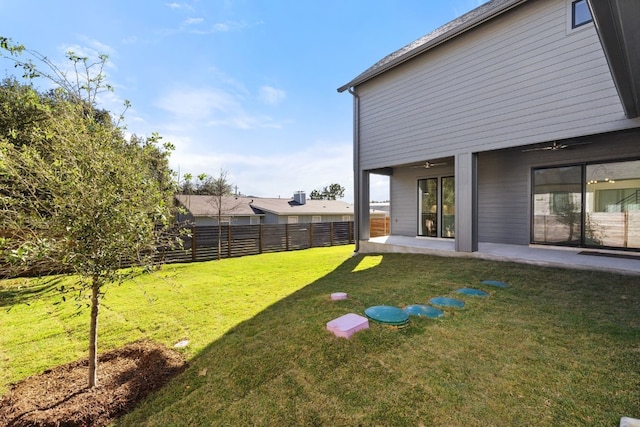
587;0;640;119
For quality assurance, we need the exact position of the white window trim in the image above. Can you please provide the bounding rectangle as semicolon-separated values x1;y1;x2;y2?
312;215;322;223
287;216;299;224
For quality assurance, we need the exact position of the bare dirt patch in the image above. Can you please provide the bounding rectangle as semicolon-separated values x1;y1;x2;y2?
0;340;187;427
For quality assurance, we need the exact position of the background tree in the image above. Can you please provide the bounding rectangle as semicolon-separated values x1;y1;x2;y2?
178;172;195;194
198;169;241;260
309;183;345;200
0;38;179;388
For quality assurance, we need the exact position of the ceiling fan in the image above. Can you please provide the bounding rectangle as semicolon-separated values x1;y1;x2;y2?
521;141;591;152
412;161;447;169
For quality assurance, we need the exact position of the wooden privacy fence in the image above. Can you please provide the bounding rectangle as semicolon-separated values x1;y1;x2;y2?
161;221;354;263
370;217;390;237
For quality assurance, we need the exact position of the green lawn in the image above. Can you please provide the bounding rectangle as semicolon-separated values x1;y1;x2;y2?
2;245;639;426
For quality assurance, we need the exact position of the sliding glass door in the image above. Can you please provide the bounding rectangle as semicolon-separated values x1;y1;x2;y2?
585;161;640;248
532;166;582;245
532;160;640;249
419;178;438;237
418;177;455;238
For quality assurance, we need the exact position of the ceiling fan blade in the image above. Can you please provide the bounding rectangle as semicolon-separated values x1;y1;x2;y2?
522;141;591;152
410;161;447;169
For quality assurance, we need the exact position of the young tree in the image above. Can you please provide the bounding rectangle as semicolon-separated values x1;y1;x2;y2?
200;169;238;260
0;39;179;388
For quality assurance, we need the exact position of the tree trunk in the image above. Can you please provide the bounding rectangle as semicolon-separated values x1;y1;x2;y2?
88;277;100;388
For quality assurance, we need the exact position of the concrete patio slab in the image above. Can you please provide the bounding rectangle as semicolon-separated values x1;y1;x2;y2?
362;236;640;276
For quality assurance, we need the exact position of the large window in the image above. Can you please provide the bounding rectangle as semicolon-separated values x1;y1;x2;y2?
532;160;640;249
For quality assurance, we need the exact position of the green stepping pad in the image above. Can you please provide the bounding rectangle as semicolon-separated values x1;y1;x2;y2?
457;288;489;297
364;305;410;327
429;297;465;308
481;280;509;288
404;304;444;318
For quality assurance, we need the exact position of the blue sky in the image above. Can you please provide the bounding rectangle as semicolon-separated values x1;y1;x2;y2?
1;0;486;202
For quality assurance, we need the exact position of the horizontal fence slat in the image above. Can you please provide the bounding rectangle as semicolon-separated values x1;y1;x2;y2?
160;221;355;264
3;221;358;278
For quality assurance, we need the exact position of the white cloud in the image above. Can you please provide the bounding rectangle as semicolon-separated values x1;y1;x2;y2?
169;141;357;201
190;20;250;34
155;86;288;130
156;88;240;122
184;17;204;25
259;86;286;106
166;2;192;11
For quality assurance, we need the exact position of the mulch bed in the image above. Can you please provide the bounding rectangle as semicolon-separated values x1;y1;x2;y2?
0;340;187;427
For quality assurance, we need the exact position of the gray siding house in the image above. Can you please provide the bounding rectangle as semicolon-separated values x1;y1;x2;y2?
339;0;640;253
246;192;354;225
175;195;263;226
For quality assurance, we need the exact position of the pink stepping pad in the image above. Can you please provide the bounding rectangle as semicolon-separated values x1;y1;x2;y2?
331;292;348;300
326;313;369;338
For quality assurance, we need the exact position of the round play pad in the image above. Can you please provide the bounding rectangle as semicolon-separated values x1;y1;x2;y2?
404;304;444;319
456;288;489;297
364;305;410;327
428;297;465;308
481;280;509;288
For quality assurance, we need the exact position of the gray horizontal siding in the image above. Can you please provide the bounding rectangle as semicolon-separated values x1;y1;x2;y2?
390;164;455;237
263;213;354;225
478;151;531;244
389;169;417;236
357;0;640;170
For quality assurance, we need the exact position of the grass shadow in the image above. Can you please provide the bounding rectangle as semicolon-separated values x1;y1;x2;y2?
0;276;65;308
119;252;640;425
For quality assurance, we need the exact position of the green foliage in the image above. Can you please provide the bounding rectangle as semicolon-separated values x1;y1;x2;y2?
0;82;176;282
310;182;345;200
0;37;180;387
178;170;235;196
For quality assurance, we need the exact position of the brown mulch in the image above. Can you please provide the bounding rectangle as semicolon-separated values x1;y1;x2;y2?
0;340;187;427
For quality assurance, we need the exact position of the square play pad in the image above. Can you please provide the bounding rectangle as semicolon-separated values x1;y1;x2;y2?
326;313;369;338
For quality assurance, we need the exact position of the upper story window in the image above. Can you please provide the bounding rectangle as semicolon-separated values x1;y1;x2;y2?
571;0;592;29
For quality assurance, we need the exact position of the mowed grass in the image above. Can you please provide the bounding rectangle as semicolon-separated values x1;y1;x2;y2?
0;246;354;394
2;246;640;425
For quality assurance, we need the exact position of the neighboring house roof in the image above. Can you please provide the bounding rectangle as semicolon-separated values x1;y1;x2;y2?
175;195;262;217
175;194;354;217
337;0;525;93
250;198;354;216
